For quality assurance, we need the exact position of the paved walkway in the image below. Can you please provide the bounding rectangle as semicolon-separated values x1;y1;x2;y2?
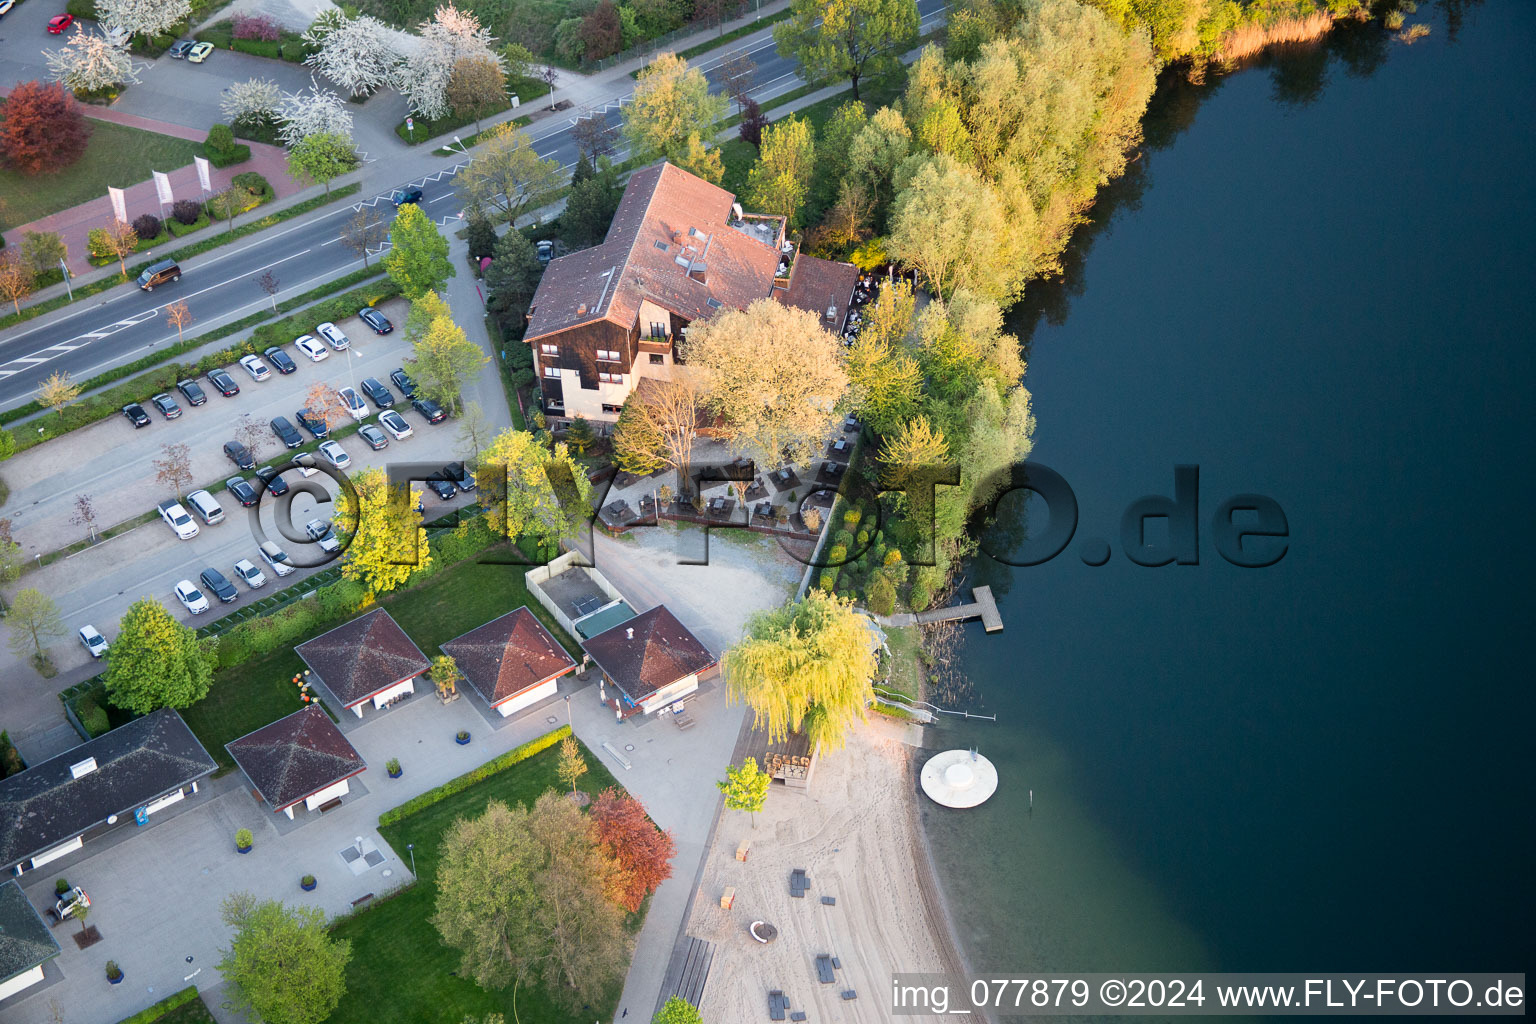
9;109;304;276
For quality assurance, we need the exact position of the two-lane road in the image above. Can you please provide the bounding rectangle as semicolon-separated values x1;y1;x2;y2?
0;0;948;409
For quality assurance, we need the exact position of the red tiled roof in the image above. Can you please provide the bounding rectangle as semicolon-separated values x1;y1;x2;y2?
225;706;365;812
525;162;782;342
295;608;430;708
774;255;859;333
441;607;577;707
580;605;715;703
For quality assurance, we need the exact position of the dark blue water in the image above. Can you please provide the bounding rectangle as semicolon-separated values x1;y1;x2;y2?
924;0;1536;986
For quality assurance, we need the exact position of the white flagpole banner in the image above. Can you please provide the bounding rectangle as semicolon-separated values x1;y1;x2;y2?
108;187;127;223
153;170;174;207
194;156;213;194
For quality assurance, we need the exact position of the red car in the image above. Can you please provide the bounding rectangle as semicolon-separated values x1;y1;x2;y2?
47;13;74;32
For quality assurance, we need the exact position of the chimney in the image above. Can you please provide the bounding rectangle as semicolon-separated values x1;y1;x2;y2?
577;303;588;315
626;627;634;639
672;230;683;245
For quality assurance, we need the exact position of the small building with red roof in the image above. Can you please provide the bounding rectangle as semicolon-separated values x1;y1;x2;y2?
440;607;578;718
226;706;366;819
295;608;431;719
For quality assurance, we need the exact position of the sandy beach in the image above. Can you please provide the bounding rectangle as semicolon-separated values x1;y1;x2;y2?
684;720;970;1023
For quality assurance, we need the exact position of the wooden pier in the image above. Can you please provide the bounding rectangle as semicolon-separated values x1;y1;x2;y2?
871;586;1003;632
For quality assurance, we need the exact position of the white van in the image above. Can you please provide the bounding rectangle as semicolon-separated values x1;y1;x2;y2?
259;541;295;576
186;490;225;525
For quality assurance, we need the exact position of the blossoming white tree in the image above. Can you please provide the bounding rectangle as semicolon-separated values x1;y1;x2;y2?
276;79;354;147
304;12;401;98
44;26;141;94
392;3;502;122
220;77;282;128
96;0;191;45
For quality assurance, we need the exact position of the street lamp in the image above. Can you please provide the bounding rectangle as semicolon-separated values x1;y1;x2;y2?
453;135;471;157
565;694;571;728
407;843;415;876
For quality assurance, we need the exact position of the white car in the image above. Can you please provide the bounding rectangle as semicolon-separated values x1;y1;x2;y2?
336;387;367;421
175;580;210;614
378;409;413;440
317;439;351;469
238;354;272;381
233;558;267;589
305;518;341;554
259;540;295;577
295;335;329;362
158;500;199;540
316;322;350;350
78;625;109;658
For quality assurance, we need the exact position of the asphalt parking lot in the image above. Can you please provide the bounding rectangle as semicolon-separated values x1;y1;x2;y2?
0;297;490;667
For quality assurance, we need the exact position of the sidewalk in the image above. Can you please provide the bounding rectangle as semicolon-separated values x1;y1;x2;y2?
9;109;305;276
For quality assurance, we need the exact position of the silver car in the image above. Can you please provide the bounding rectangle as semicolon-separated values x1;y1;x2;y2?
316;321;350;351
233;558;267;589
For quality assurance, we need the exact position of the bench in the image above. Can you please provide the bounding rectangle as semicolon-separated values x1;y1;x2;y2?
350;893;374;908
317;797;343;813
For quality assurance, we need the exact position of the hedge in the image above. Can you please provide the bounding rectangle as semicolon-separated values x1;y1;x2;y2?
112;986;202;1024
378;726;572;826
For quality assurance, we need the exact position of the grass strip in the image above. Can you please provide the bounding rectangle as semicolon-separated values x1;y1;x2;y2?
378;726;570;825
0;184;361;334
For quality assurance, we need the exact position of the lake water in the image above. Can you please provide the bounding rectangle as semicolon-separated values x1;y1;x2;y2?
922;0;1536;999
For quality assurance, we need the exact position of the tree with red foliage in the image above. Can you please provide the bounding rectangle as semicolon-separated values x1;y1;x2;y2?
739;98;768;150
589;788;675;913
580;0;624;61
0;81;90;175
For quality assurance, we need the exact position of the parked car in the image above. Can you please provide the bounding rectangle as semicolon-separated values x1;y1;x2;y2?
233;558;267;589
187;40;214;61
0;0;16;16
316;322;350;351
412;396;446;423
223;441;255;469
78;625;109;658
259;540;295;576
207;368;240;396
317;440;351;469
426;476;456;500
336;387;367;421
295;408;330;439
378;409;413;440
359;307;393;334
254;465;289;496
176;378;207;406
391;186;423;206
536;239;555;265
168;38;195;57
186;489;225;525
158;500;199;539
226;476;259;506
305;519;341;554
175;579;210;614
358;423;388;450
389;367;416;398
443;461;476;492
46;13;74;33
270;416;303;449
149;393;182;419
199;568;238;603
122;402;150;428
238;354;272;381
263;346;297;374
294;335;329;362
359;377;394;409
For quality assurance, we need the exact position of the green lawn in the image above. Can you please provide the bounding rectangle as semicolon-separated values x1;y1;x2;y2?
152;994;217;1024
327;740;633;1024
182;550;580;772
0;120;204;231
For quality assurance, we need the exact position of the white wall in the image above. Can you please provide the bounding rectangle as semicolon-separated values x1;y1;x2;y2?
303;777;353;811
639;674;699;714
29;836;83;870
0;964;45;1001
496;678;559;717
369;679;415;710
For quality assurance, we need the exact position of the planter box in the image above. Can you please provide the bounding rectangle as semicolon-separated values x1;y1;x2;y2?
387;767;402;778
300;879;317;891
236;844;252;854
108;972;124;985
455;734;471;745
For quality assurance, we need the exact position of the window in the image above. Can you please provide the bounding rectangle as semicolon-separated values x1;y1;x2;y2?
649;353;665;365
596;349;620;361
649;322;667;339
540;343;557;355
706;298;723;310
601;403;623;414
653;240;668;251
546;400;564;410
544;366;561;378
599;371;622;384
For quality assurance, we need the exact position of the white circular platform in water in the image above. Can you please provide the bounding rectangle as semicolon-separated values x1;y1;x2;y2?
921;749;999;808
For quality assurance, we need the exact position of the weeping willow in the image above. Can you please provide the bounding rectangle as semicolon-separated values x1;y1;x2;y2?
723;591;879;751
